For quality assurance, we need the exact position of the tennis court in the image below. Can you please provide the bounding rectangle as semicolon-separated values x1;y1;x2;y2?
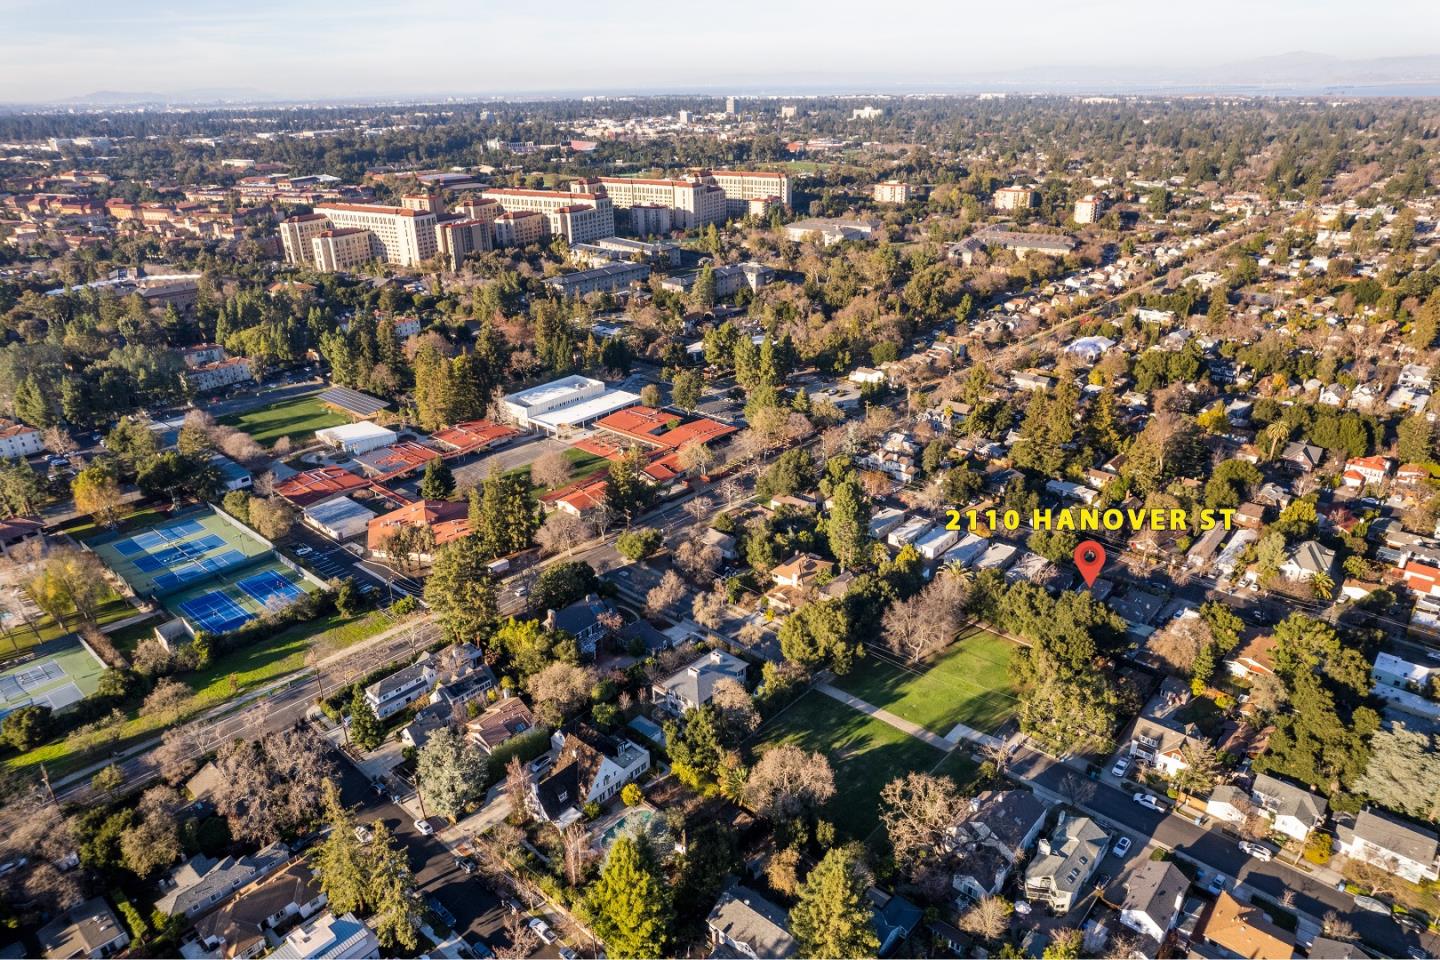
0;638;107;717
164;559;315;636
91;510;273;598
236;570;307;608
179;591;253;635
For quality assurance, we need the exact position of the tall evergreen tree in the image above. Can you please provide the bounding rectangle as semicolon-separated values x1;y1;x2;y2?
348;688;383;751
313;782;370;915
424;535;499;641
585;835;672;959
825;473;870;571
366;822;422;951
789;847;881;959
419;457;456;500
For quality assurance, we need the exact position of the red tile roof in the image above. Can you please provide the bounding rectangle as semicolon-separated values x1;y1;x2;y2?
275;467;369;507
429;420;519;454
367;499;470;553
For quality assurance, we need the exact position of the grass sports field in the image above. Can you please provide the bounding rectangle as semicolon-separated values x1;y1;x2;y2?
752;690;946;839
218;394;348;446
831;626;1020;736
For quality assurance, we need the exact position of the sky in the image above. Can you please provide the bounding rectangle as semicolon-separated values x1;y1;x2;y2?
2;0;1440;103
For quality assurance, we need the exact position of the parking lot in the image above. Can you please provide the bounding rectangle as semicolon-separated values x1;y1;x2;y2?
284;522;422;601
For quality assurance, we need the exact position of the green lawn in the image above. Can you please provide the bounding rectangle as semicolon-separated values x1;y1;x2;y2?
218;394;349;447
0;591;137;664
60;506;167;545
4;607;398;779
752;690;947;839
506;447;611;494
831;626;1019;736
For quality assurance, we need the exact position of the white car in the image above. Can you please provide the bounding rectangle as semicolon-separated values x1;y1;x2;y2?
1133;793;1166;812
414;818;435;836
528;918;557;944
1238;840;1273;861
354;825;373;844
295;545;313;556
1112;836;1132;857
1111;756;1132;778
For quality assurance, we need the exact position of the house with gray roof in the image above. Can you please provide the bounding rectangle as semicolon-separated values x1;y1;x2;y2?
948;789;1049;902
1250;773;1327;842
363;656;435;720
652;649;748;716
1336;808;1440;883
154;842;291;919
35;897;130;959
1120;860;1189;944
707;883;798;958
1023;813;1109;912
1279;539;1337;582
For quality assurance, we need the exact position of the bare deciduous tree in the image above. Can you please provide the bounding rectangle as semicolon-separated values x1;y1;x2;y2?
525;662;596;726
880;772;967;874
529;450;572;491
645;570;687;619
960;896;1012;940
744;744;835;821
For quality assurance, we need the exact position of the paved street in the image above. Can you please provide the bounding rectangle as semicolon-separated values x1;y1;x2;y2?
1006;744;1438;958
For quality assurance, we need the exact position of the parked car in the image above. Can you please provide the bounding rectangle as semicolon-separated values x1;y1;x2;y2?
1238;840;1273;861
295;545;314;556
414;818;435;836
354;825;373;844
559;950;579;960
1133;793;1166;812
1355;895;1392;914
528;918;557;944
1395;913;1426;933
1112;836;1132;857
454;856;476;875
1111;756;1132;778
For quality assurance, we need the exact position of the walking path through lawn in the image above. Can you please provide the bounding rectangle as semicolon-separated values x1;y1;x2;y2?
815;680;1005;752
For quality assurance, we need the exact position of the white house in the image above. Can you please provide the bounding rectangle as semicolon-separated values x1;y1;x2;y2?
1251;774;1327;843
1336;809;1440;884
269;911;380;960
0;420;44;458
1119;860;1189;944
529;725;651;826
652;649;748;716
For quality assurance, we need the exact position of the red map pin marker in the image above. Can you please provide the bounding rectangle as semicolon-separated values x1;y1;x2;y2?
1074;540;1106;588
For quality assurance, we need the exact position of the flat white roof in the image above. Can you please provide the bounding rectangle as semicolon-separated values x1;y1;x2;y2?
531;390;641;429
304;495;373;526
504;374;602;411
315;422;397;444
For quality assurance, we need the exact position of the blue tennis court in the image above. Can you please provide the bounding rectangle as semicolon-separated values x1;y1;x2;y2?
236;570;306;608
178;590;253;635
151;548;248;594
133;534;226;572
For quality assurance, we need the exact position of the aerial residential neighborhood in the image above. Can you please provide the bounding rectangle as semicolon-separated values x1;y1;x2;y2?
1;7;1440;960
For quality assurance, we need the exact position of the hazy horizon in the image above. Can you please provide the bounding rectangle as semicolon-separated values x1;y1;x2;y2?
3;0;1440;104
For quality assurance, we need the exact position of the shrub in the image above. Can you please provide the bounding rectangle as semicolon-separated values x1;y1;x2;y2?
621;783;644;806
1304;831;1333;865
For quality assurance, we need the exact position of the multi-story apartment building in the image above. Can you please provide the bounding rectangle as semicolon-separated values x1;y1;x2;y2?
873;180;912;204
278;213;330;267
594;169;789;230
0;420;44;458
544;262;651;299
994;186;1038;211
477;188;615;244
594;176;727;230
1073;194;1104;224
490;210;547;248
185;357;254;393
459;198;502;223
705;169;791;215
313;203;438;265
311;228;374;272
435;218;491;269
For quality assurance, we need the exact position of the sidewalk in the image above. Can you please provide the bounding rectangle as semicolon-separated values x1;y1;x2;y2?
814;681;957;751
